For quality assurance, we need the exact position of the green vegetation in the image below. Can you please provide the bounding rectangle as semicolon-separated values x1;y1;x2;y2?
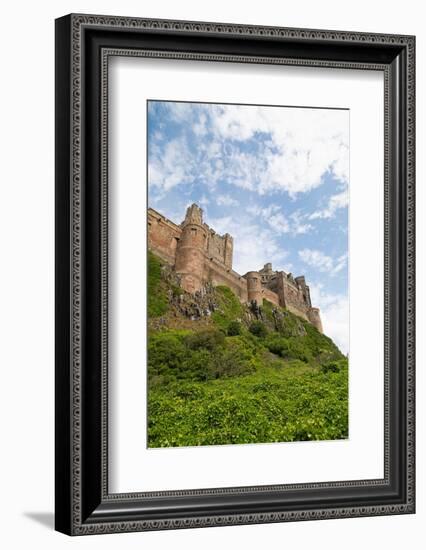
148;328;258;385
249;320;268;338
147;252;348;448
148;360;348;447
147;251;168;317
211;285;245;331
227;320;242;336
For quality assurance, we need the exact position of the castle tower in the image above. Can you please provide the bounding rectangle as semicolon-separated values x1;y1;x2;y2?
223;233;234;269
307;307;323;333
295;276;312;308
295;275;306;287
275;273;287;309
175;204;208;293
246;271;263;305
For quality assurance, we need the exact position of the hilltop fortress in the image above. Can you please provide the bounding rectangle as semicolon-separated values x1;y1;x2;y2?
148;204;323;333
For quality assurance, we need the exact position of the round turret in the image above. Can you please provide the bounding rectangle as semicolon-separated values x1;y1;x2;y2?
246;271;263;305
175;205;207;293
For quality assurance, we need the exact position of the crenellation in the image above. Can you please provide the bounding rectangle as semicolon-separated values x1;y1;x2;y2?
207;230;233;268
148;204;323;332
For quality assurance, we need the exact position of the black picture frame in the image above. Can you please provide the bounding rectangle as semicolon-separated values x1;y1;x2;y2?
55;13;415;535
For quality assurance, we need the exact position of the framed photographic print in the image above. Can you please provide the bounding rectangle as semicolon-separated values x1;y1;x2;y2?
55;14;415;535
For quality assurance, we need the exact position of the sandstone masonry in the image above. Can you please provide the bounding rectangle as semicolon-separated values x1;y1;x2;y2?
148;204;323;333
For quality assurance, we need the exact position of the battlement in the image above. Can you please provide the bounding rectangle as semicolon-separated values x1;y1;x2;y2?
148;204;322;332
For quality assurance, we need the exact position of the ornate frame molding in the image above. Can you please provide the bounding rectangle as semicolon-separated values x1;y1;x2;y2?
55;14;415;536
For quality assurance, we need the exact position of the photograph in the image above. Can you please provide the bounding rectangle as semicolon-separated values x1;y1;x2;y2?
52;11;415;537
146;100;350;448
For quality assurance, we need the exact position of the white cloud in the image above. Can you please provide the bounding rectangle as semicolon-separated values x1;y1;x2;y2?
309;190;349;220
206;214;289;276
216;194;239;207
268;212;291;234
248;205;313;237
309;284;349;355
148;137;195;192
289;210;313;235
300;249;333;271
166;101;196;123
332;253;349;275
199;194;210;207
148;133;224;195
210;104;349;196
149;103;349;199
299;249;348;276
193;113;208;136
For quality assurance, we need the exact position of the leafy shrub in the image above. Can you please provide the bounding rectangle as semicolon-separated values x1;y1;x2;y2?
248;313;333;364
147;251;168;317
321;359;347;374
148;359;349;447
286;359;310;369
287;338;312;363
265;334;289;357
303;321;343;359
148;329;257;384
182;349;212;381
228;334;258;357
207;344;256;379
269;358;286;370
264;333;312;362
249;320;268;338
185;329;225;351
252;381;280;393
148;331;187;380
227;320;242;336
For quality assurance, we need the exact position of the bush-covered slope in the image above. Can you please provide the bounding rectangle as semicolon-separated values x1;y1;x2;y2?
147;251;168;317
147;251;348;447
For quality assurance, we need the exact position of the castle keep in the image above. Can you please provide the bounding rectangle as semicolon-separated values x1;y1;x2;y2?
148;204;323;332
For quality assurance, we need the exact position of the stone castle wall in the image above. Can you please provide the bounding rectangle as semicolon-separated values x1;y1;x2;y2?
205;258;249;302
147;209;181;265
147;204;323;332
206;229;233;269
262;288;280;307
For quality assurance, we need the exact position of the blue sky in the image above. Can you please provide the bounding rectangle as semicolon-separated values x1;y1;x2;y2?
147;101;349;354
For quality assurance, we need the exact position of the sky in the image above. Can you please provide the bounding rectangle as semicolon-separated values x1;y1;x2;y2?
147;101;349;354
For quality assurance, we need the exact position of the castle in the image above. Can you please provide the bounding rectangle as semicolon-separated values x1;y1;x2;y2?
148;204;323;333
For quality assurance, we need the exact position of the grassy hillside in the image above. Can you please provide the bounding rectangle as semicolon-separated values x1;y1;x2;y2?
147;251;348;448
